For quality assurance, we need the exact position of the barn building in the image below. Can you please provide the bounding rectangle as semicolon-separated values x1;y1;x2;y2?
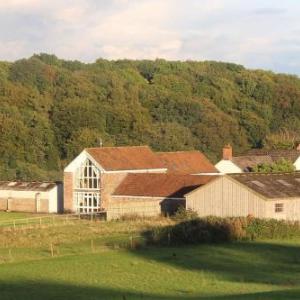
110;173;215;219
186;172;300;221
215;145;300;173
63;145;217;217
0;181;63;213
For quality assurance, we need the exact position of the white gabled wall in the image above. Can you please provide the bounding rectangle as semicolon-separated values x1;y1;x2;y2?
215;160;242;174
185;176;266;218
64;150;104;173
293;156;300;171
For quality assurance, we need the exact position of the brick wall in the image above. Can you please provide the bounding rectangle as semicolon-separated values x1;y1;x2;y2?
0;198;8;210
106;196;185;220
64;172;74;212
100;173;128;209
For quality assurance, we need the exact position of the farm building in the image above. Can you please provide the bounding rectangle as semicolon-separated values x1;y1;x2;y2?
0;181;63;213
110;173;216;219
64;145;217;217
215;145;300;173
186;172;300;221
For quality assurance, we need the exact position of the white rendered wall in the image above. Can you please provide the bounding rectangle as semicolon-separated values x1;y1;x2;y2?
215;160;242;174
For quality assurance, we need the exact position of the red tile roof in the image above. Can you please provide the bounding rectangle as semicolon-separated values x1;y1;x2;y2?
86;146;165;171
113;173;217;198
156;151;218;174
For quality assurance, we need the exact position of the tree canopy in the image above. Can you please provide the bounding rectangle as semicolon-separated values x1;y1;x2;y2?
0;54;300;180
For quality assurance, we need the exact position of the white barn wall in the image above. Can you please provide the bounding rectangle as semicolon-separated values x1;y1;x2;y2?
215;160;242;174
265;198;300;220
186;176;266;218
294;157;300;171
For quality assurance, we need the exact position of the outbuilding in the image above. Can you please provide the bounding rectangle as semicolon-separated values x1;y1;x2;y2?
0;181;63;213
110;173;216;219
186;173;300;221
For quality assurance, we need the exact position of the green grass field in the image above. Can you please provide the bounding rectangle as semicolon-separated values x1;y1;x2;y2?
0;211;36;221
0;213;299;299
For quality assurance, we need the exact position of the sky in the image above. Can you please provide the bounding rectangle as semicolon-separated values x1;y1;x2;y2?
0;0;300;74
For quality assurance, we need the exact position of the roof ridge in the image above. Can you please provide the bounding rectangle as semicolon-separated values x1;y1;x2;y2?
156;150;200;154
85;145;149;150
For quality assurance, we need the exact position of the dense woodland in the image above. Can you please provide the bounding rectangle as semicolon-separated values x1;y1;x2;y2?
0;54;300;180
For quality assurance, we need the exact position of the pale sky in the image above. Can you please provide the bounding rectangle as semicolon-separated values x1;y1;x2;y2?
0;0;300;74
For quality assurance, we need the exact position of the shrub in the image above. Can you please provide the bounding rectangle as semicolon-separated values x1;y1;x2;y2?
172;207;198;221
144;216;300;246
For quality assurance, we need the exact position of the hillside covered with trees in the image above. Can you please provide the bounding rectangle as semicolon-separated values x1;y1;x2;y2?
0;54;300;180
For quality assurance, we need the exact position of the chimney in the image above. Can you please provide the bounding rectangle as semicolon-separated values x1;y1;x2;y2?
223;144;233;160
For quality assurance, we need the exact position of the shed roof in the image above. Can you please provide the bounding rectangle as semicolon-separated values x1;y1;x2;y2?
0;181;58;192
243;149;300;163
157;151;218;174
86;146;165;171
232;155;273;171
114;173;217;198
229;172;300;199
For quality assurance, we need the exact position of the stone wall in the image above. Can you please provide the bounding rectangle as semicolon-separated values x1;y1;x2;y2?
107;196;185;220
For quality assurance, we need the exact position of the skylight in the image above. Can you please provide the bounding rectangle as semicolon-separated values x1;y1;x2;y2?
251;180;265;188
277;179;292;187
40;183;50;188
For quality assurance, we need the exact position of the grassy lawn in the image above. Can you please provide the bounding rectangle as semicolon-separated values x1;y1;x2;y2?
0;211;36;221
0;219;300;299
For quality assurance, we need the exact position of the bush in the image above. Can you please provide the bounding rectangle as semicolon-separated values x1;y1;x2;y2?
172;207;198;221
144;216;300;246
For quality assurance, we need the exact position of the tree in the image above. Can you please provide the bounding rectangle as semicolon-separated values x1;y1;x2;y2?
253;159;295;173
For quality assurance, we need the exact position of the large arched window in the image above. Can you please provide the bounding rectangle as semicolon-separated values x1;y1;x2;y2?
75;159;100;189
74;159;101;214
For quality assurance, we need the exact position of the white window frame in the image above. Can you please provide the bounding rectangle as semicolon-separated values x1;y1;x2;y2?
74;191;101;214
74;158;101;213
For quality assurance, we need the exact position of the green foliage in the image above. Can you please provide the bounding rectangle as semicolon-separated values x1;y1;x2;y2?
253;158;296;173
1;54;300;180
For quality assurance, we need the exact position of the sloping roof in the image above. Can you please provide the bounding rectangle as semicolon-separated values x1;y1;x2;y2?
232;155;273;171
229;173;300;199
0;181;58;192
86;146;165;171
244;149;300;163
114;173;217;198
156;151;218;174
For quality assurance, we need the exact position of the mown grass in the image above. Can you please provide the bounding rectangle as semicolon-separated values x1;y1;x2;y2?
0;211;36;221
0;215;299;299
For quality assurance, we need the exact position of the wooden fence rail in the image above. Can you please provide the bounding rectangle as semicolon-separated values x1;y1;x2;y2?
0;214;81;229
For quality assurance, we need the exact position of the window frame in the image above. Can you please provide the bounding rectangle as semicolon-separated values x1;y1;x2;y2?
275;203;284;213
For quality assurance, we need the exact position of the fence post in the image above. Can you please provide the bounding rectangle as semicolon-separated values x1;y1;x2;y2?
8;249;12;261
13;220;16;230
168;232;171;246
39;217;42;227
50;243;54;257
130;236;133;249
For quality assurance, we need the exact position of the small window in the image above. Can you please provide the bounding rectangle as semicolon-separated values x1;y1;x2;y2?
275;203;284;213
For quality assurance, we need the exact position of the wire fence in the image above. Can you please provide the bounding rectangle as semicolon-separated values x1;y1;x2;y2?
0;234;146;264
0;214;82;230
